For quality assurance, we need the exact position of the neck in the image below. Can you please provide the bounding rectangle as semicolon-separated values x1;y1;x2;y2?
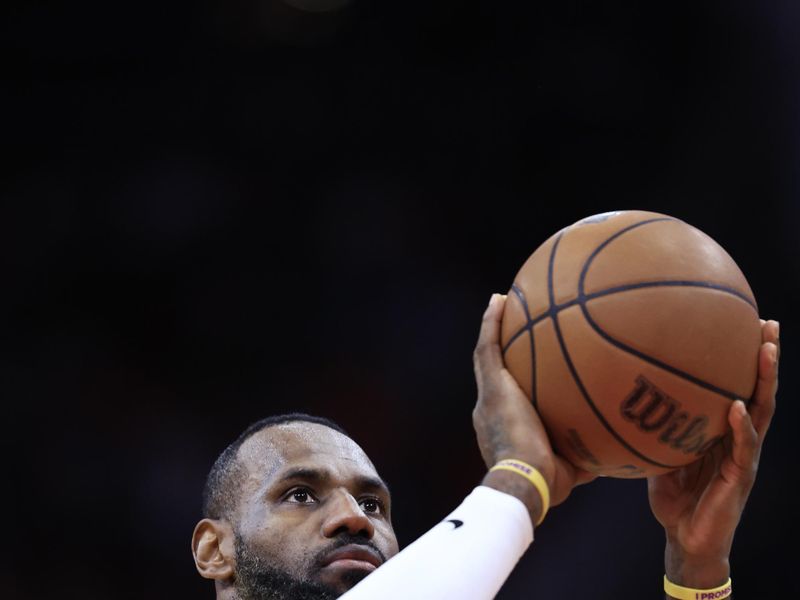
215;580;239;600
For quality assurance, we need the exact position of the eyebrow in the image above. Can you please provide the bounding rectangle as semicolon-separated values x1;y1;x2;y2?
275;467;392;497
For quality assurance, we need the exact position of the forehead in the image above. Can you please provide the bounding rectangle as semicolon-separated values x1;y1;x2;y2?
238;421;378;484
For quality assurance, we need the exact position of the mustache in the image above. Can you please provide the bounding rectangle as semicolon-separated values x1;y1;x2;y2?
310;534;388;570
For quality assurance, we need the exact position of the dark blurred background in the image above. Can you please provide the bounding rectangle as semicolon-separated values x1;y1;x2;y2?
3;0;798;598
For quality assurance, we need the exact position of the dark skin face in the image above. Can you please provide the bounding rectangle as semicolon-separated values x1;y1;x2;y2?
231;422;399;595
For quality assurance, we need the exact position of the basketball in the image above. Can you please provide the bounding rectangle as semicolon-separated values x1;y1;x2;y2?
499;210;762;478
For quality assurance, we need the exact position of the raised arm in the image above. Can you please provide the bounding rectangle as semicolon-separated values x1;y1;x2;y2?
340;294;596;600
473;293;597;523
648;319;779;600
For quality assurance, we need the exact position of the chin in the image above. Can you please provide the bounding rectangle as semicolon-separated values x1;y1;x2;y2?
321;568;372;593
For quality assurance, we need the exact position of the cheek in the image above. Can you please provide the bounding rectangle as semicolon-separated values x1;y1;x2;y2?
375;522;400;558
241;513;325;577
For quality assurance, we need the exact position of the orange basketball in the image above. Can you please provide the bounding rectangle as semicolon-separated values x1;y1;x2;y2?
500;210;761;478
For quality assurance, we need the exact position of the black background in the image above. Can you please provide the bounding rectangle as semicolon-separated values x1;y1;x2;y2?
4;1;798;598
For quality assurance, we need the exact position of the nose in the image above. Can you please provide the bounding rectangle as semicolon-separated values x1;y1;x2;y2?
321;488;375;539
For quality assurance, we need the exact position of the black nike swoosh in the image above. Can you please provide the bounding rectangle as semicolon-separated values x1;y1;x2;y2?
445;519;463;529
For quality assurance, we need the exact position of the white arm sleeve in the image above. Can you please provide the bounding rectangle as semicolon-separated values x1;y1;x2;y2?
339;485;534;600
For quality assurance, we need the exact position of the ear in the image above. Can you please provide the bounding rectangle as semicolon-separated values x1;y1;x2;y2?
192;518;236;581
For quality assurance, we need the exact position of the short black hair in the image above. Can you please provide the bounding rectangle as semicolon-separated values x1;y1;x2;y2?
202;412;349;522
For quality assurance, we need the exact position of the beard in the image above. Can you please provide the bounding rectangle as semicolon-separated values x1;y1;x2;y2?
233;534;377;600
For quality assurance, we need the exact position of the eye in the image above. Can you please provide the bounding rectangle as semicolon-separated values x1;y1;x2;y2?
284;487;318;505
359;497;384;514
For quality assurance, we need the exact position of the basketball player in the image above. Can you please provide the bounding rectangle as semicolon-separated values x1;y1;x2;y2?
191;295;779;599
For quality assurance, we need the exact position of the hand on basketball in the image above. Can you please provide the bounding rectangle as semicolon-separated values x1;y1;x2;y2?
473;293;597;518
647;319;779;588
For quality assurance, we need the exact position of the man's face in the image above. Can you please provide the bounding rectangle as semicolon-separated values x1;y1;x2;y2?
232;422;399;598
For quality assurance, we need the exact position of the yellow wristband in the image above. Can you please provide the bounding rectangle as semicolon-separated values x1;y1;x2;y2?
489;459;550;525
663;575;732;599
